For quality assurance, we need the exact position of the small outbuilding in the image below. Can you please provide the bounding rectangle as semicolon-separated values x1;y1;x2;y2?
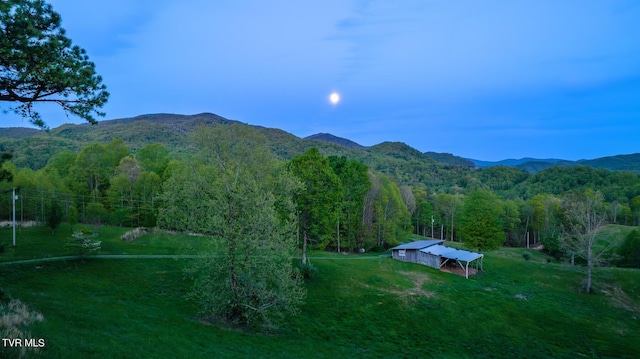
391;240;484;279
419;244;484;279
391;240;443;263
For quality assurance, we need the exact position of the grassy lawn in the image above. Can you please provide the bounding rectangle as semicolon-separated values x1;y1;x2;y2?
1;225;640;358
0;224;212;262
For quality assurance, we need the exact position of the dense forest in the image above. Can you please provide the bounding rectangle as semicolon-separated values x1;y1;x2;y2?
1;113;640;267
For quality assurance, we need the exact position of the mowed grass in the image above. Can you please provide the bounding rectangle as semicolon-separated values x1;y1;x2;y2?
1;226;640;358
0;224;211;262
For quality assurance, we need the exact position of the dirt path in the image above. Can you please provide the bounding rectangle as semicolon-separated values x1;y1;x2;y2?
0;254;388;266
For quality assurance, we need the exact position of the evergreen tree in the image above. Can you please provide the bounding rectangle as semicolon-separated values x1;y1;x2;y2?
0;0;108;128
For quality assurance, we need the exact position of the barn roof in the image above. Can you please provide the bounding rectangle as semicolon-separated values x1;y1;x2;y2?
391;240;444;250
420;244;483;263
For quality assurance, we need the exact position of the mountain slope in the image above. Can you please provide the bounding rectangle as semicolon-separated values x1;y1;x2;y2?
579;153;640;172
424;152;475;168
470;155;640;173
305;133;366;150
469;157;567;168
1;112;639;190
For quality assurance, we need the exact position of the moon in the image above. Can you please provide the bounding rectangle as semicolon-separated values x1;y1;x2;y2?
329;92;340;105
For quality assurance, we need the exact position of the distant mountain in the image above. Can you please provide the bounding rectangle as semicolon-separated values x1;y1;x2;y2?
468;154;640;173
305;133;366;150
424;152;475;168
469;157;567;168
1;112;639;177
0;127;40;139
515;160;574;173
579;153;640;172
369;142;436;163
0;113;469;191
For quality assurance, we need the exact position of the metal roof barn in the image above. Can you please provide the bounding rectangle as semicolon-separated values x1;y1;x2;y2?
391;240;483;279
391;240;443;263
419;244;484;279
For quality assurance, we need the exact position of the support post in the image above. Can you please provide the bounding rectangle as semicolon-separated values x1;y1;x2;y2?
12;187;17;247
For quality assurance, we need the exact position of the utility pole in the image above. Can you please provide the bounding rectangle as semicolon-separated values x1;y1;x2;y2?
431;215;434;239
12;187;17;246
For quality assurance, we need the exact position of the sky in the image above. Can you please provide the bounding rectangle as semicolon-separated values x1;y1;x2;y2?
2;0;640;161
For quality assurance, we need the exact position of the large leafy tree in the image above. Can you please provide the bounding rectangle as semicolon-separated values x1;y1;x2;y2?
362;171;411;249
436;193;463;241
459;189;506;251
328;155;370;252
530;193;563;255
0;0;108;128
136;143;171;178
159;124;305;329
288;148;341;263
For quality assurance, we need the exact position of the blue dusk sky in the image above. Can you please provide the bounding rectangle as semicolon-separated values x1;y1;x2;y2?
3;0;640;161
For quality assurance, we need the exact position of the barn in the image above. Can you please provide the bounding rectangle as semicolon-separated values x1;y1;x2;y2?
391;240;443;263
419;244;484;279
391;240;484;279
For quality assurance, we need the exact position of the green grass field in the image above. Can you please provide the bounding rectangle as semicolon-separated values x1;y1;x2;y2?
1;225;639;358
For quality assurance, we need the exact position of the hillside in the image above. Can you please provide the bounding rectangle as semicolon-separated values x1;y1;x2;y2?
0;127;40;139
579;153;640;172
2;227;640;358
1;112;639;193
0;113;457;190
470;155;640;173
470;157;566;168
305;133;366;150
424;151;475;168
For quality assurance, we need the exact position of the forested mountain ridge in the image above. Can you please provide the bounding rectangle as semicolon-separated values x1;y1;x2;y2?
305;133;366;150
1;112;639;198
0;113;467;191
470;154;640;173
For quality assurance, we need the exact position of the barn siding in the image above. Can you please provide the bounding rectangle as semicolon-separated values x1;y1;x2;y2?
392;249;419;262
418;251;441;269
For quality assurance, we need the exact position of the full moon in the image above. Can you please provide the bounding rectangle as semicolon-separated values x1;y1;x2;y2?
329;92;340;105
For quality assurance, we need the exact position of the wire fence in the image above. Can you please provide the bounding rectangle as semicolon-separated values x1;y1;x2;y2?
0;188;159;228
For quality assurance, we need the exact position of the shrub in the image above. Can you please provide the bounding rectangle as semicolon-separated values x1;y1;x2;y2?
66;230;101;257
0;299;44;358
298;261;317;280
121;227;151;242
617;229;640;268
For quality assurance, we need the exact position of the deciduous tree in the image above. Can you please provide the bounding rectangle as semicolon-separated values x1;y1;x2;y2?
328;155;370;252
617;229;640;268
159;124;304;329
288;148;341;262
559;190;619;293
459;189;505;251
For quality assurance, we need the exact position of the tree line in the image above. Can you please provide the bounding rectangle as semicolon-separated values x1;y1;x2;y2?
0;127;414;253
2;129;640;262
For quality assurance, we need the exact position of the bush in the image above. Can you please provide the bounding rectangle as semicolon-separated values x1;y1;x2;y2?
617;229;640;268
66;230;101;257
298;261;317;280
0;299;44;358
121;227;151;242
